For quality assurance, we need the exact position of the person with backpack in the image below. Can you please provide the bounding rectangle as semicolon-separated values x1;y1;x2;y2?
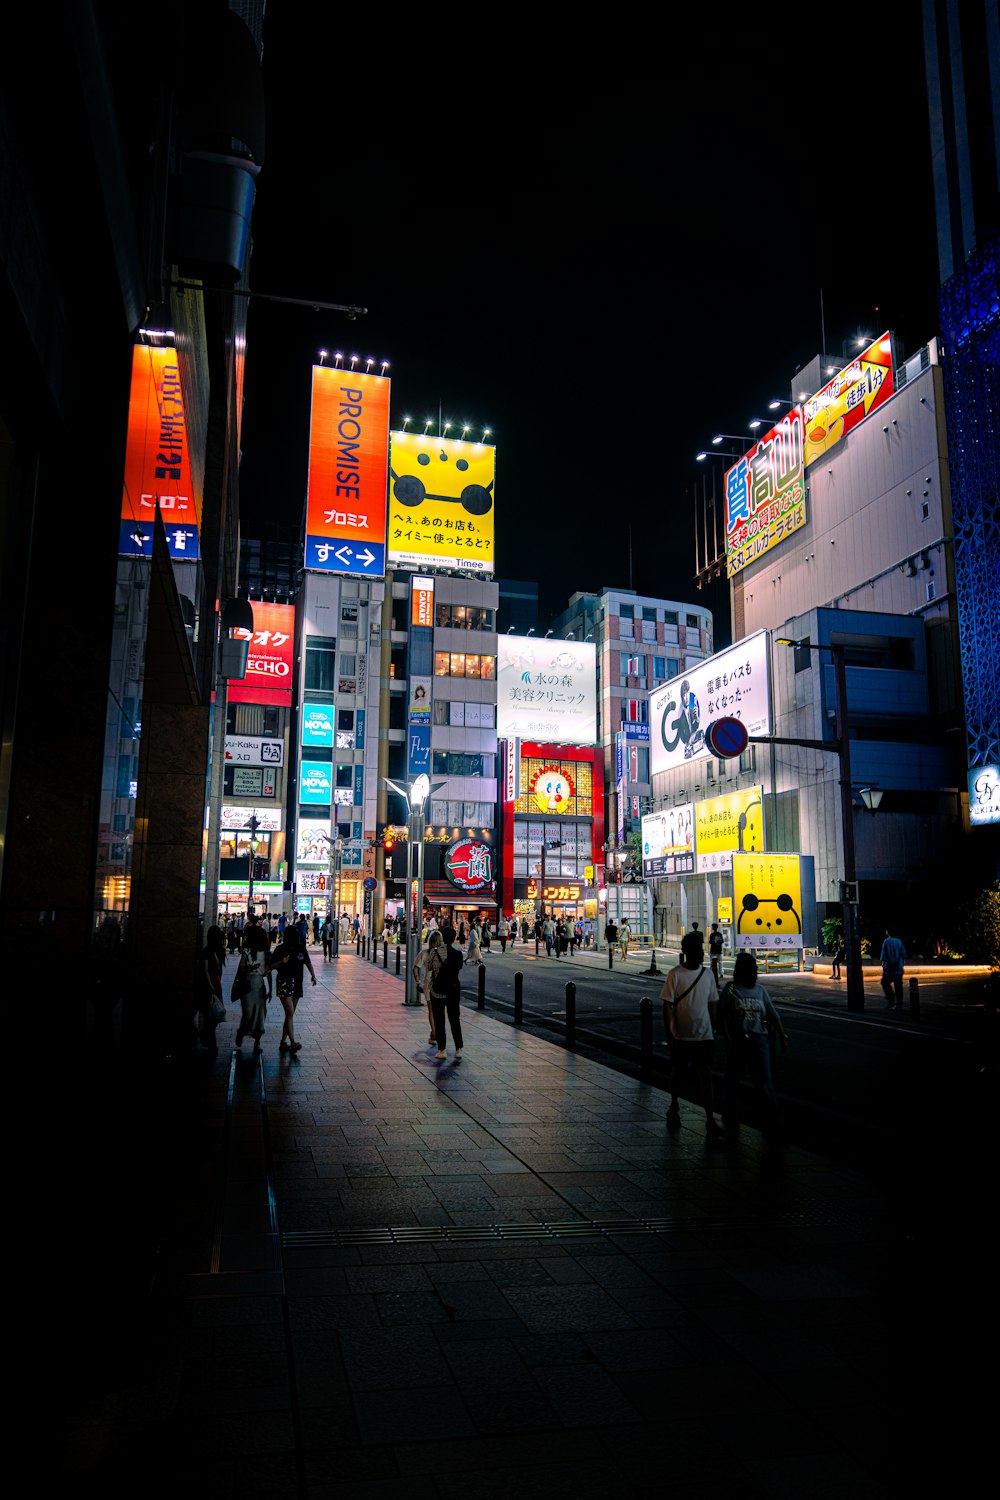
428;923;465;1060
709;922;725;982
715;951;787;1134
413;929;443;1046
660;946;723;1139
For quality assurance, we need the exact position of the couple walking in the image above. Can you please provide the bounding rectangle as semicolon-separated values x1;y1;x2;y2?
414;925;464;1060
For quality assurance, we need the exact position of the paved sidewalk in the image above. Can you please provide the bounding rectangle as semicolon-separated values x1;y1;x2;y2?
62;949;944;1496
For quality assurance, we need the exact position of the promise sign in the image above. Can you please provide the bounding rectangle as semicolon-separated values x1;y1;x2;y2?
305;368;390;575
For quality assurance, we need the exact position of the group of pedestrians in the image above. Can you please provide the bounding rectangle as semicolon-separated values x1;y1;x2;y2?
659;925;788;1141
197;911;317;1056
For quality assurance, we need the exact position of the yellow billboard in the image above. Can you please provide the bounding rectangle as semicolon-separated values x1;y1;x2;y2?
732;852;802;950
695;785;763;873
387;431;495;573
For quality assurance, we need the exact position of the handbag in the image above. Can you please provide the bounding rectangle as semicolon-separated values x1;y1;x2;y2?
208;994;226;1025
232;960;250;1001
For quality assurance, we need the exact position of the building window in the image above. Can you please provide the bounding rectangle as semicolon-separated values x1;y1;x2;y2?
435;604;495;630
434;652;496;679
431;751;494;777
305;636;337;693
619;604;634;620
336;765;353;788
686;614;699;629
642;607;657;622
653;656;666;681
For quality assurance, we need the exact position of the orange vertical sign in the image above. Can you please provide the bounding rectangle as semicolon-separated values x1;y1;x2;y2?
120;344;199;557
305;367;390;575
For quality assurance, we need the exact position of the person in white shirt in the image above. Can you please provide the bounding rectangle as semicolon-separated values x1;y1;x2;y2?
660;950;723;1139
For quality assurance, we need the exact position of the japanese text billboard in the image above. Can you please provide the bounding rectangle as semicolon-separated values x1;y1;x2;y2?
641;805;694;877
694;785;764;873
724;409;805;578
497;636;597;744
305;368;390;576
732;852;803;950
650;633;770;777
224;735;284;767
228;601;295;707
387;431;495;574
120;344;199;558
803;332;895;467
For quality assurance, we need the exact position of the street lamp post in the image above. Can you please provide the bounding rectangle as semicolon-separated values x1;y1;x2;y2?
247;813;260;915
769;638;866;1012
321;832;342;958
384;774;445;1005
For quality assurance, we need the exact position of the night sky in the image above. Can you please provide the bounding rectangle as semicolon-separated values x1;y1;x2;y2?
239;11;940;641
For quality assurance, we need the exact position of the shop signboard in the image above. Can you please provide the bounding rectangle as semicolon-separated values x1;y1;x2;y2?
411;575;435;626
221;805;282;832
803;332;895;467
305;368;390;575
694;785;764;873
232;766;263;797
649;633;770;777
302;703;335;747
388;432;495;573
120;344;199;558
444;839;496;893
225;734;284;767
300;761;333;805
732;852;803;950
969;764;1000;827
641;805;694;877
228;601;296;707
497;636;597;744
724;409;805;577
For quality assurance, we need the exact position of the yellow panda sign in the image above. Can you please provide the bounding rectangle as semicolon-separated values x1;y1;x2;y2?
387;431;495;573
732;853;803;950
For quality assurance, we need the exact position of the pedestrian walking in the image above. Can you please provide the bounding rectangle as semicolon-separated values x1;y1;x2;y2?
619;917;632;961
270;923;317;1053
880;928;906;1010
831;939;844;980
604;917;618;953
716;952;788;1135
542;915;555;956
660;949;723;1139
466;920;483;966
413;929;443;1044
709;922;725;983
429;923;465;1060
197;924;227;1055
321;916;332;959
232;915;271;1053
481;920;491;954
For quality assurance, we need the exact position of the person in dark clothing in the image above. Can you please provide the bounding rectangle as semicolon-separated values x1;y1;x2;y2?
680;921;703;965
428;923;465;1060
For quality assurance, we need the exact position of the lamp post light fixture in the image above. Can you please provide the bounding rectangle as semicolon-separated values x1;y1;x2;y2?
771;637;868;1012
384;774;446;1004
246;814;260;915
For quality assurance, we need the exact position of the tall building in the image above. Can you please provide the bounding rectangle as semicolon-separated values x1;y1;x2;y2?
653;331;968;951
551;588;714;852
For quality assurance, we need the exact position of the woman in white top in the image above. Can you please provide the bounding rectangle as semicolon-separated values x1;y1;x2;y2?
466;921;483;966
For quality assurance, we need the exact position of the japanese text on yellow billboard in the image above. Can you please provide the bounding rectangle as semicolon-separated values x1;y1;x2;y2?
803;332;894;467
724;410;805;578
388;432;495;573
732;852;802;950
695;785;764;873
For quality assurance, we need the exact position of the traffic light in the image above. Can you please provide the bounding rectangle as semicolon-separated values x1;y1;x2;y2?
383;831;395;852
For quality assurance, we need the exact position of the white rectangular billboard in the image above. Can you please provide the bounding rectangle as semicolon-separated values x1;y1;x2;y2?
641;805;694;877
649;631;771;777
497;636;597;745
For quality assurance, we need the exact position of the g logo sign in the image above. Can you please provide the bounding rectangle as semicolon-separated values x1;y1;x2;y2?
660;695;682;754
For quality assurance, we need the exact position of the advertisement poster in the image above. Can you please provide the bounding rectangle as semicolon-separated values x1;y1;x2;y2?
695;785;764;873
803;332;895;467
120;344;200;559
732;852;802;950
408;677;432;724
641;805;694;877
497;636;597;744
297;820;332;864
410;575;435;626
228;601;296;707
387;432;495;573
724;409;806;578
305;368;390;575
649;633;770;777
302;703;335;747
969;764;1000;827
221;805;282;832
300;761;333;805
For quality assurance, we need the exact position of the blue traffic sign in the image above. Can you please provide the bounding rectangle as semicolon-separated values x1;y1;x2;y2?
706;716;749;759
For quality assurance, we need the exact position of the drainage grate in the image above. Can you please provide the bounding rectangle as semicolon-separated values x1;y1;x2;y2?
282;1203;889;1249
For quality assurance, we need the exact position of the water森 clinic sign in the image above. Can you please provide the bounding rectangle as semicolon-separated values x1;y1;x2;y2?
803;332;895;467
724;409;805;578
388;431;495;574
120;344;200;558
305;368;390;576
228;601;295;707
497;636;597;744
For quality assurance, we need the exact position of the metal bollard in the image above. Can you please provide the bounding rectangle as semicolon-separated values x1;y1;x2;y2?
608;943;614;970
383;940;388;969
514;970;523;1024
478;964;486;1010
640;996;653;1074
356;935;361;956
372;935;378;964
535;937;540;955
395;944;401;975
565;981;576;1048
909;975;920;1022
